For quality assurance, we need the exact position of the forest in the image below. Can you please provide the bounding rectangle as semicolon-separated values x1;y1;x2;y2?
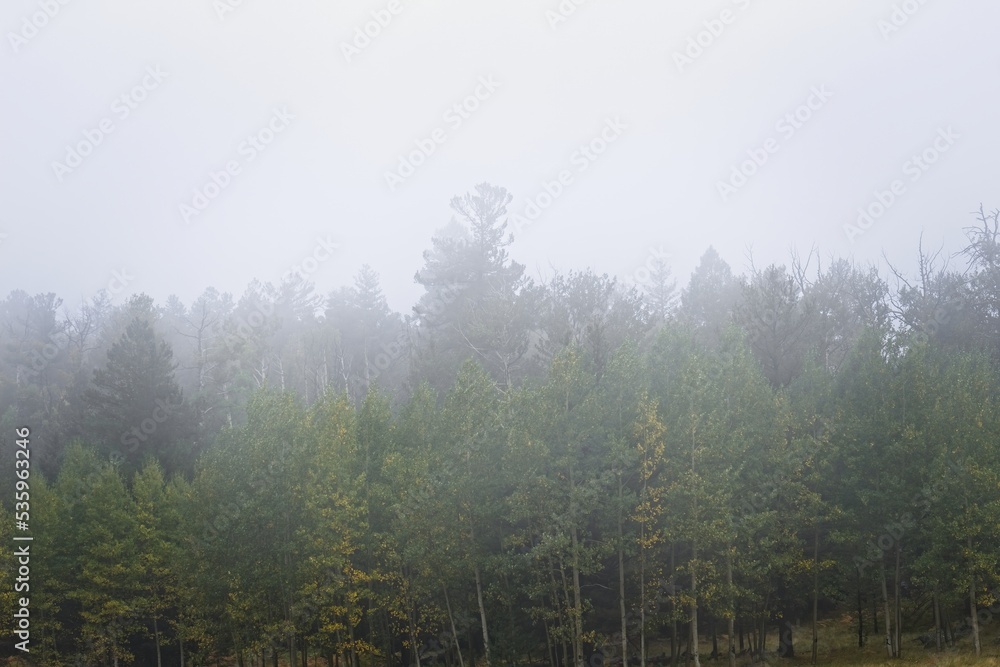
1;184;999;666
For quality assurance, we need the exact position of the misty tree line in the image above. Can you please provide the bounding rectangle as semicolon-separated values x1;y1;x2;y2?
1;184;999;666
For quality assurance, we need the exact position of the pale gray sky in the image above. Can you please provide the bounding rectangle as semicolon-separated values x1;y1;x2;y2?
2;0;997;313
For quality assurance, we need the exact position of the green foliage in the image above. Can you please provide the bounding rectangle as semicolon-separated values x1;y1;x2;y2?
80;316;192;478
5;202;1000;664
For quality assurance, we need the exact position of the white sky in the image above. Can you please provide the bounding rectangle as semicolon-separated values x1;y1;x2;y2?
1;0;998;314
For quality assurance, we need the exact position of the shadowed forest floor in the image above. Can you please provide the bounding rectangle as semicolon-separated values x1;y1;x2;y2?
669;616;1000;667
3;621;998;667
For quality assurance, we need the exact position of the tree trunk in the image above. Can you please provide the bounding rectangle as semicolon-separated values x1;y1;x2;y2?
893;544;902;659
690;541;700;667
402;584;420;667
757;618;763;662
349;602;359;667
571;524;585;667
758;591;770;662
711;620;718;660
689;420;700;667
548;561;567;667
444;584;466;667
639;476;647;667
560;559;574;667
932;590;942;652
407;600;422;667
468;622;477;667
781;620;793;659
474;563;492;667
812;525;819;665
856;575;864;648
685;623;692;667
569;463;584;667
750;620;757;663
726;552;735;667
671;620;678;667
639;538;646;667
153;617;162;667
880;562;894;658
384;612;396;667
544;617;555;667
969;561;981;657
872;587;878;636
760;616;767;662
671;544;678;667
618;473;629;667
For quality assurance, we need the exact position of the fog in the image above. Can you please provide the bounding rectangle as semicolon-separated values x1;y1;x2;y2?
1;1;997;310
4;4;1000;661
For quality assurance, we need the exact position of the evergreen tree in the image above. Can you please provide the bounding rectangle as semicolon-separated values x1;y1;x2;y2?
412;183;534;392
80;317;191;477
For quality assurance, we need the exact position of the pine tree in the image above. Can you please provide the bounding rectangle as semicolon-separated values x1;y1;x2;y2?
82;317;190;477
412;184;533;392
67;455;144;665
133;461;181;667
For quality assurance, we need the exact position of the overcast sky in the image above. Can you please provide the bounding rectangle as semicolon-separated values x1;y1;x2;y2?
2;0;997;314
